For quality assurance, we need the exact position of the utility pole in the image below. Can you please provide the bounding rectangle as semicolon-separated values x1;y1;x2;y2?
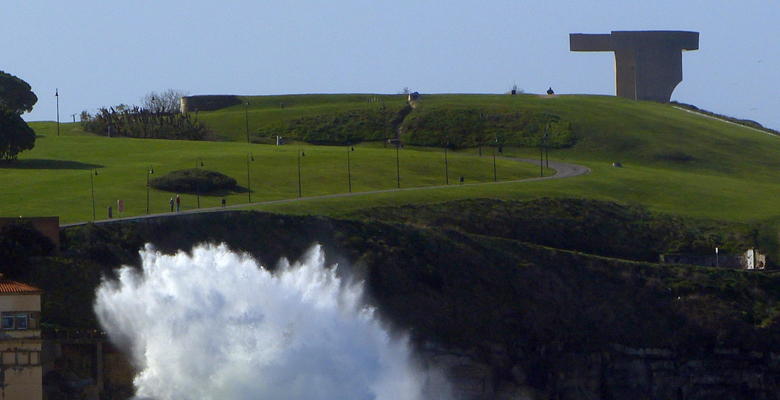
55;89;60;136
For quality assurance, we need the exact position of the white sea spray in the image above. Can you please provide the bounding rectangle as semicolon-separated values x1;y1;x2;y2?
94;243;447;400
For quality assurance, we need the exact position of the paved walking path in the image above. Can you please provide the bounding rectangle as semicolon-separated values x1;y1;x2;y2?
672;106;779;138
61;157;590;228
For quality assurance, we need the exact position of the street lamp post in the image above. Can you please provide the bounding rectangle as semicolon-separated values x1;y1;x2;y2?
146;167;154;214
55;89;60;136
247;153;254;202
90;169;98;220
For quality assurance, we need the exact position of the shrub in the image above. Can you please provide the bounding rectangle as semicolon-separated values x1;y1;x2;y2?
81;105;211;140
256;107;404;144
0;222;54;277
149;169;238;194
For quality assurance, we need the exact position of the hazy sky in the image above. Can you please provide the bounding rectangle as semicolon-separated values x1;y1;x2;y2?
4;1;779;129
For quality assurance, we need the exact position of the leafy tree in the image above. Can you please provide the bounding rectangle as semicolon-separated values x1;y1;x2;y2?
0;222;54;277
0;70;37;162
0;71;38;114
0;109;35;161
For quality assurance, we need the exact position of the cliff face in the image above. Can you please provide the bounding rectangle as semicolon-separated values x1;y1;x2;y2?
48;207;780;399
426;344;780;400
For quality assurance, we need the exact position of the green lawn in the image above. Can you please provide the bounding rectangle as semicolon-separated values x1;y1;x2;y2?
2;134;541;223
248;160;778;222
204;94;780;224
198;94;408;141
16;93;780;229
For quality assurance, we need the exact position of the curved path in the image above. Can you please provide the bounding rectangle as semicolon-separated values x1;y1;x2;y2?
61;157;590;228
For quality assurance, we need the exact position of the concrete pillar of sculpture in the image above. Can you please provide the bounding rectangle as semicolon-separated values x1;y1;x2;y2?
570;31;699;103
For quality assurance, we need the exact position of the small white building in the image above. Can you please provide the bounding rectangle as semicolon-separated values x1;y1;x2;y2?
0;275;43;400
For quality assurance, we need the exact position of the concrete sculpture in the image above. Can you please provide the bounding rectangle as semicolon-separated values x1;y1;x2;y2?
570;31;699;103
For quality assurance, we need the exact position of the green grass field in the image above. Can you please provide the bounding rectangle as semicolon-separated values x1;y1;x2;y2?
198;94;408;141
3;132;542;223
213;94;780;224
16;93;780;229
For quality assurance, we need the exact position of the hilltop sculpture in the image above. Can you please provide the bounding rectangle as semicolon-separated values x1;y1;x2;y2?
570;31;699;103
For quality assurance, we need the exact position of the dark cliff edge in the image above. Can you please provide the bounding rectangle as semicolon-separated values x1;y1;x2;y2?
8;199;780;399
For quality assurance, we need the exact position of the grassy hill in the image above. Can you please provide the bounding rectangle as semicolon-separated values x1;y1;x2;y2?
197;94;408;142
2;131;541;223
15;93;780;233
186;94;780;226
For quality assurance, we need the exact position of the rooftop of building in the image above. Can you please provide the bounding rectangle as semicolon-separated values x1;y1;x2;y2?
0;274;42;295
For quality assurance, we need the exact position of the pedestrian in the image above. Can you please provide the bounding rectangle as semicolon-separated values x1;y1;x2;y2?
221;198;226;208
175;194;181;212
459;176;464;184
169;197;174;212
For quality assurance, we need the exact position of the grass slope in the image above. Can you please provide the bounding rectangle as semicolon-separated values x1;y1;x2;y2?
197;94;408;142
18;93;780;234
192;94;780;224
1;134;540;223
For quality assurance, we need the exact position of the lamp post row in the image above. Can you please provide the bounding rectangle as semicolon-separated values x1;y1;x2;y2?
87;142;507;219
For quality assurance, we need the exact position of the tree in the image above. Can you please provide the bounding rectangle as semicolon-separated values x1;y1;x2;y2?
0;71;38;114
0;71;37;162
142;89;188;114
0;109;35;161
0;221;54;277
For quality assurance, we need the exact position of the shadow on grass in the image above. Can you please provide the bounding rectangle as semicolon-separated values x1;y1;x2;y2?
0;159;104;170
153;186;251;197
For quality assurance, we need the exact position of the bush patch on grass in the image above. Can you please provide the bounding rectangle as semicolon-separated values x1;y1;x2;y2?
256;107;404;144
150;169;240;195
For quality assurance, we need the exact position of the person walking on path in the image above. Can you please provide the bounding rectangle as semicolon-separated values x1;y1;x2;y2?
169;197;174;212
175;195;181;212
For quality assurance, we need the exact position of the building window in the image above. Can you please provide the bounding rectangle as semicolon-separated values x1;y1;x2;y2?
1;313;32;330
